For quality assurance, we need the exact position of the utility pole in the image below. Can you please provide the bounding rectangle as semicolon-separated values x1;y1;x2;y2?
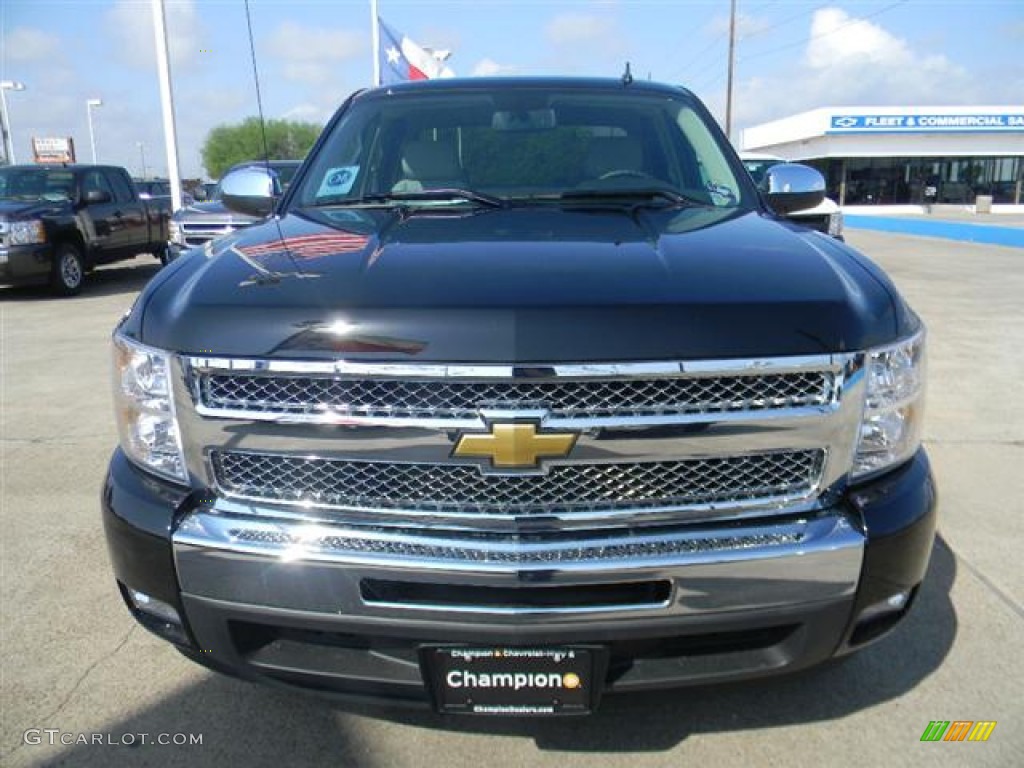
152;0;183;211
725;0;737;140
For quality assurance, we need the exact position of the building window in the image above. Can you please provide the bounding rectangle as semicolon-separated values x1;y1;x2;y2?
811;155;1021;205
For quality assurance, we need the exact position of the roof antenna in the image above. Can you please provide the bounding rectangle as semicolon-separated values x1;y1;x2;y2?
242;0;307;280
622;62;634;86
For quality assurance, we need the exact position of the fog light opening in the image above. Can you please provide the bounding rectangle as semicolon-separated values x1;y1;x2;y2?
128;588;181;623
121;584;191;646
849;588;916;647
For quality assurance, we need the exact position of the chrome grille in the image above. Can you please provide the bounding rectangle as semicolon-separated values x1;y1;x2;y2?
199;370;834;420
211;449;825;517
181;220;251;247
223;526;805;563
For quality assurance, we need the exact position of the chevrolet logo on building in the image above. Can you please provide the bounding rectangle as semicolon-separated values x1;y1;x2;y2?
452;423;578;470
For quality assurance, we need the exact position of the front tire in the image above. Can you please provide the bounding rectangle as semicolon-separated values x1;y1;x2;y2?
50;242;85;296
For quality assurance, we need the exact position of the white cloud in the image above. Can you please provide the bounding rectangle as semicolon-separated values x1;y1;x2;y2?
805;7;911;68
540;11;626;73
104;0;205;72
545;13;615;45
2;26;61;62
729;7;985;132
265;21;365;86
473;58;516;77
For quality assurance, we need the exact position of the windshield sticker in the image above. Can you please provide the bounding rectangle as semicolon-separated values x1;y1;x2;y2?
317;166;360;197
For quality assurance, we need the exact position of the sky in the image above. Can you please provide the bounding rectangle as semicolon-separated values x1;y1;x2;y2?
2;0;1022;180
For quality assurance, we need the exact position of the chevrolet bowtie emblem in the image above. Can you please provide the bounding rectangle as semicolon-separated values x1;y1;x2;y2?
453;423;578;469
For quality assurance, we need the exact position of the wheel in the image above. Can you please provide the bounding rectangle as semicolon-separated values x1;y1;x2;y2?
50;241;85;296
156;244;172;266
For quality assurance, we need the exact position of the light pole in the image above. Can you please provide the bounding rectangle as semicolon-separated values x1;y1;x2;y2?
86;98;103;163
137;142;147;179
1;80;26;165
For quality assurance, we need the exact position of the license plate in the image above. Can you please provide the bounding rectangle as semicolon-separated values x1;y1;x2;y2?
425;647;596;715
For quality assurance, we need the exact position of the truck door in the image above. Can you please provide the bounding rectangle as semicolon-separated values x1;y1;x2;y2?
78;169;124;263
107;169;149;256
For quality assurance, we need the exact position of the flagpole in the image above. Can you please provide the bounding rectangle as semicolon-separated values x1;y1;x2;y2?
371;0;381;86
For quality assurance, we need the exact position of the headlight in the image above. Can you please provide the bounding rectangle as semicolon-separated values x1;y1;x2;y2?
8;220;46;245
828;211;843;237
853;330;926;479
168;220;183;245
112;333;187;483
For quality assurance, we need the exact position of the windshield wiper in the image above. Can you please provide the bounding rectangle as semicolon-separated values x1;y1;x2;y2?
316;188;507;209
556;188;706;207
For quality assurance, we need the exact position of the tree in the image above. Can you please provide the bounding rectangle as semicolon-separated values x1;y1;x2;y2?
200;117;321;179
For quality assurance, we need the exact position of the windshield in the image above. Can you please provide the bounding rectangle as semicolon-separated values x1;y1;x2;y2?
0;168;76;202
292;86;748;209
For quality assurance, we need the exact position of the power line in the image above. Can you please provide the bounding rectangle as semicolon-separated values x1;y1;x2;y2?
662;32;728;84
740;2;831;41
695;0;909;90
666;0;816;87
739;0;910;63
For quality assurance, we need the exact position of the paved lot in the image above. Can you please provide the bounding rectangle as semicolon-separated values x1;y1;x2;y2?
2;232;1022;767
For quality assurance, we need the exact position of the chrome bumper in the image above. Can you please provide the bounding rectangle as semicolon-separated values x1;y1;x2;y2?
173;509;864;623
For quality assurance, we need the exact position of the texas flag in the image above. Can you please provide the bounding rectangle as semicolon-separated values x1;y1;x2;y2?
378;18;455;85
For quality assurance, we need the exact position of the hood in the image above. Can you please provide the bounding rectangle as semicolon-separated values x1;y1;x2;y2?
135;204;907;362
0;199;70;220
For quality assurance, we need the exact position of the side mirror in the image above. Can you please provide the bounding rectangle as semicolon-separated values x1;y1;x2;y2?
84;188;112;204
221;166;278;218
764;163;826;215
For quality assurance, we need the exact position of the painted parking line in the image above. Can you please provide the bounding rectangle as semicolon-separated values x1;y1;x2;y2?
845;216;1024;248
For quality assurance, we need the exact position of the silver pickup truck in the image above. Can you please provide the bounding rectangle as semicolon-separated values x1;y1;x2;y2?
166;160;300;262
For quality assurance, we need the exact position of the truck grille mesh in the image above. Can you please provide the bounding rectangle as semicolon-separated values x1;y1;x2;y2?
211;449;824;516
200;370;834;420
225;528;805;563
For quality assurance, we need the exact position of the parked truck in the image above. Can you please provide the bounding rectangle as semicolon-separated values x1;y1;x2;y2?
104;78;935;715
0;164;169;295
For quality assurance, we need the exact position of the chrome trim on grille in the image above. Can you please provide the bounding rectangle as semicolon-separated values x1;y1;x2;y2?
184;355;842;425
208;448;826;530
175;508;855;571
179;220;251;247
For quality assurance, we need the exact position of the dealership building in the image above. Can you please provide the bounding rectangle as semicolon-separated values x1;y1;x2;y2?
740;106;1024;209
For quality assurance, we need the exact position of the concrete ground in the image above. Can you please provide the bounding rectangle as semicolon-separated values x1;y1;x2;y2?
1;232;1022;767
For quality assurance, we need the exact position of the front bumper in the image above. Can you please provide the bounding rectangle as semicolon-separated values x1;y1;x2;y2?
0;242;52;285
102;448;936;708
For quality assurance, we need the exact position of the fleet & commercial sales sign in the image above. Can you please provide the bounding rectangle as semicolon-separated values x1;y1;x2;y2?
828;114;1024;133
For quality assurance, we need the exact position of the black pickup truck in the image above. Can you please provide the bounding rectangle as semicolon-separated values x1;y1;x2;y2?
0;164;169;295
103;78;935;715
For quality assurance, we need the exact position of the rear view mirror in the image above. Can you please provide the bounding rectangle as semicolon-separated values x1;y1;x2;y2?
764;163;826;215
491;108;557;131
221;166;278;218
84;188;112;204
